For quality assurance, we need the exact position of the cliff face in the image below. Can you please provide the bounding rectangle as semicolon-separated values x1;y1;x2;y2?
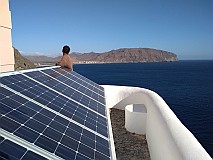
25;48;178;64
14;48;36;70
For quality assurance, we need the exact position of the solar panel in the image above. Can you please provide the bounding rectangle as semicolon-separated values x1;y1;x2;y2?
0;136;47;160
1;73;108;136
0;67;113;160
29;69;106;116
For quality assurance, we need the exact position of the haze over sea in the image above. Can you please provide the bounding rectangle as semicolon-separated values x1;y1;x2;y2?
74;60;213;157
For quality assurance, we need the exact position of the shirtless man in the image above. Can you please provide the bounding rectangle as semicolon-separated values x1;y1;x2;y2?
56;45;73;70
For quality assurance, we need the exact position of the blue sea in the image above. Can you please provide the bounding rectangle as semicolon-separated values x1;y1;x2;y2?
74;60;213;157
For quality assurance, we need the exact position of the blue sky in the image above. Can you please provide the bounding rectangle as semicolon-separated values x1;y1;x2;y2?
10;0;213;59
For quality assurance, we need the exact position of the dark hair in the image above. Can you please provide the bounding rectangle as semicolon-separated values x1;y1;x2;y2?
62;45;70;54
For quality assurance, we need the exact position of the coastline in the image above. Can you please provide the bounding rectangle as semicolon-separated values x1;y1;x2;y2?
35;60;179;68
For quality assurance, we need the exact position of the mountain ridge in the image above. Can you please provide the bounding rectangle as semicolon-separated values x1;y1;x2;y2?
25;48;178;64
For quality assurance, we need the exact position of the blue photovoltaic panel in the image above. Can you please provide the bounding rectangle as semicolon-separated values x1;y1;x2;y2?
25;69;106;116
0;136;47;160
0;67;111;160
43;68;105;115
71;71;105;95
51;68;105;103
0;84;110;159
1;73;108;136
54;68;104;95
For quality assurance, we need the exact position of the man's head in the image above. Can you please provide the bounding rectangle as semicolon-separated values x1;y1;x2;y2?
62;45;70;54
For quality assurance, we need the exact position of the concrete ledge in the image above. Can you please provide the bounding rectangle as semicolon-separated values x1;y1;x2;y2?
102;85;212;160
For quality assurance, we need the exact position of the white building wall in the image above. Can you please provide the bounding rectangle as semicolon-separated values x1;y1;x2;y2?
0;0;14;72
102;85;212;160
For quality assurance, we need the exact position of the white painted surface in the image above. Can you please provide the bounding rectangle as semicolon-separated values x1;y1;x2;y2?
125;104;147;134
0;0;14;72
106;104;117;160
102;85;212;160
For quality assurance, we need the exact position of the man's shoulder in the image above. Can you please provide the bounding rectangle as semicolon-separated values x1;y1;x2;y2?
67;54;72;59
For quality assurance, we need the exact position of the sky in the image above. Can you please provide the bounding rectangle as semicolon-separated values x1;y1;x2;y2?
10;0;213;60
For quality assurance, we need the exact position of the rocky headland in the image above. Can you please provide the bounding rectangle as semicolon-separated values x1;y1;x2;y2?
14;48;36;70
25;48;178;65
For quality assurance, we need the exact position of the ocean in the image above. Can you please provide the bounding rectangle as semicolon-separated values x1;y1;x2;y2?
74;60;213;157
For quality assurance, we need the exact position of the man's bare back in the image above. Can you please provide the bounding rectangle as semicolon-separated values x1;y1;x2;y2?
56;45;73;70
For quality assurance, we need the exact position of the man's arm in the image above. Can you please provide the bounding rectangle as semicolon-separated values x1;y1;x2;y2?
55;61;60;66
55;56;64;66
59;56;66;67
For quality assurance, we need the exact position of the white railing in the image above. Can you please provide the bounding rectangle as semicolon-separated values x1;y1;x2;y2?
102;85;212;160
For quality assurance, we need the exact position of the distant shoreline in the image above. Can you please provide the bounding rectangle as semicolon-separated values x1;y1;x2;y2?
35;60;179;67
35;60;213;68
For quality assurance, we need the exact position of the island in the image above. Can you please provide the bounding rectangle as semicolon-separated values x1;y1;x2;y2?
15;48;178;69
71;48;178;64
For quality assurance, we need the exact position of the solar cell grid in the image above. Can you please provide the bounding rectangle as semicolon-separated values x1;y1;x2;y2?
0;87;110;159
0;136;47;160
25;70;107;117
0;67;112;160
65;69;104;92
51;68;105;98
70;71;103;89
1;74;108;134
60;73;103;101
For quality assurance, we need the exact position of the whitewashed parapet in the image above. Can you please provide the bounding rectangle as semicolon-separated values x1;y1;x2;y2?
102;85;212;160
125;104;147;135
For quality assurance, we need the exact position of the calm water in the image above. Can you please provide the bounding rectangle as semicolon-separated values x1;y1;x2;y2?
74;60;213;157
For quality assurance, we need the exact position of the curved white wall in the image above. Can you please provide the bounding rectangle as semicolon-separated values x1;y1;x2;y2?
125;104;147;134
102;85;212;160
